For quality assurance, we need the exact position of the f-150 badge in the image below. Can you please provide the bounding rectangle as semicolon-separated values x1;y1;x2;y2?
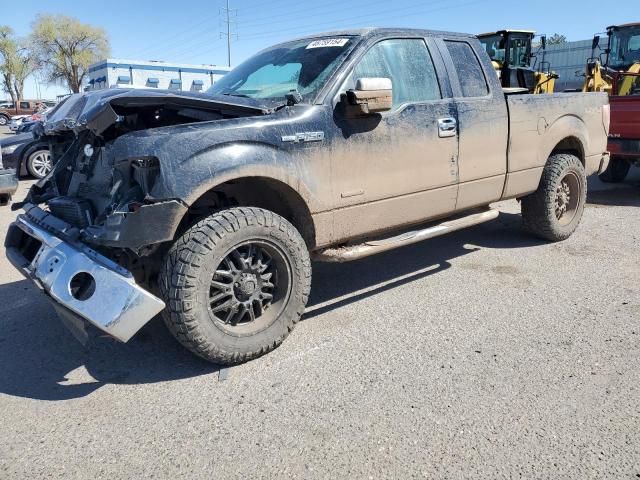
281;132;325;143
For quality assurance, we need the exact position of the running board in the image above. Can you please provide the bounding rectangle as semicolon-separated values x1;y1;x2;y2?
313;208;500;263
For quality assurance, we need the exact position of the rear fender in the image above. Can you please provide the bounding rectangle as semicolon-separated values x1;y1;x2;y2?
539;115;589;164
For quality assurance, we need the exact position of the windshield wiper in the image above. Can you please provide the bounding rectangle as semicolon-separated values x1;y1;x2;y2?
221;92;251;98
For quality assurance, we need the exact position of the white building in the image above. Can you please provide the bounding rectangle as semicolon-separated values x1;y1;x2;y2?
86;59;231;92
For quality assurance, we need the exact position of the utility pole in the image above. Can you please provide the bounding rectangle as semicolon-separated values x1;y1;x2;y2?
220;0;237;68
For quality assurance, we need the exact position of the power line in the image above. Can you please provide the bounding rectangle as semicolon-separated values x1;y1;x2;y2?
131;14;219;60
220;0;238;67
240;0;487;41
238;0;375;29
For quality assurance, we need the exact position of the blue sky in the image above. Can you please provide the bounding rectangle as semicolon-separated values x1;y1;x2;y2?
2;0;637;99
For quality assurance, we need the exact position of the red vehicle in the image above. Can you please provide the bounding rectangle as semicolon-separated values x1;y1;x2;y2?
606;75;640;181
592;23;640;182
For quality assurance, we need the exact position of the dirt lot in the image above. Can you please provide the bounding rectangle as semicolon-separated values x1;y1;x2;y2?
0;124;639;478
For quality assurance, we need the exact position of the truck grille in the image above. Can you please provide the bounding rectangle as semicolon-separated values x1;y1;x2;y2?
48;197;94;228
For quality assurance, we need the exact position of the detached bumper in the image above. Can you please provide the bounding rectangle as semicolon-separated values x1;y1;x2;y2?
5;213;165;342
0;169;18;206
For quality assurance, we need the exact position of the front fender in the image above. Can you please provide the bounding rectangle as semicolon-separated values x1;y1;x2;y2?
156;141;324;213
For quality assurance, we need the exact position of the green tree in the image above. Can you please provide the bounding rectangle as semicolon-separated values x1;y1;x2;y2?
547;34;567;45
31;14;110;93
0;26;38;103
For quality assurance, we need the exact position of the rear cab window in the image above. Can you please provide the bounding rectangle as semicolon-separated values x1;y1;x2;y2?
444;40;490;98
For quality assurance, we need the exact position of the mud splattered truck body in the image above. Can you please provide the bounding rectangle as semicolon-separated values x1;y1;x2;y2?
5;28;609;363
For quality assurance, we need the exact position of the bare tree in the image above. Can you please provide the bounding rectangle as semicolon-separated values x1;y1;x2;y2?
31;14;110;93
0;26;38;103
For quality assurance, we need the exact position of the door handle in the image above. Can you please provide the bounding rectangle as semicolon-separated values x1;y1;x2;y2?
438;117;457;138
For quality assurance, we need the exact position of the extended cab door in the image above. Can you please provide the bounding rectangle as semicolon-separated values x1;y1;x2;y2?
328;37;459;242
437;38;509;210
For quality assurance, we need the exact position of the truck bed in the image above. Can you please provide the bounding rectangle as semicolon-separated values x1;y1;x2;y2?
502;92;609;199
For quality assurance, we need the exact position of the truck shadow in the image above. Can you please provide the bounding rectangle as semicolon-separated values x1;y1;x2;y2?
0;281;218;401
0;212;543;401
306;211;542;318
586;172;640;207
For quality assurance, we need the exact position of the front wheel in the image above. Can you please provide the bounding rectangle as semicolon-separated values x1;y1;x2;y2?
0;115;8;126
521;153;587;242
26;149;53;179
599;156;630;183
159;207;311;364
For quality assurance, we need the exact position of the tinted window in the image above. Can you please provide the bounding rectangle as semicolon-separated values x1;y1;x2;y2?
20;102;30;109
445;41;489;97
353;39;441;106
508;37;531;68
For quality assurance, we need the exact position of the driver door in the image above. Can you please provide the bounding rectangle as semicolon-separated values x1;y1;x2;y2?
328;37;459;242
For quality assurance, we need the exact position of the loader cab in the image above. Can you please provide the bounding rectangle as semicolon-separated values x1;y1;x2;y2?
479;30;536;90
590;23;640;95
605;23;640;71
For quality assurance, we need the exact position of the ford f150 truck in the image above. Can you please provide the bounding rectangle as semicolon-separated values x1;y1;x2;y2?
5;28;610;364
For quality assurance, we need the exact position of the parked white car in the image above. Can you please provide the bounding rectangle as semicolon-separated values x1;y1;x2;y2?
9;115;29;132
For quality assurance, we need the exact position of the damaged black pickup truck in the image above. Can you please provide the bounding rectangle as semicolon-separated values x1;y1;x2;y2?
5;28;610;364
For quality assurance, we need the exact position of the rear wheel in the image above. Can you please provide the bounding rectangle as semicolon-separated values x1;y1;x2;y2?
159;207;311;365
599;156;630;183
521;153;586;242
0;114;8;126
26;149;52;179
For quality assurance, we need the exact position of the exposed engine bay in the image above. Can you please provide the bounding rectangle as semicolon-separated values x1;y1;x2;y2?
19;89;269;270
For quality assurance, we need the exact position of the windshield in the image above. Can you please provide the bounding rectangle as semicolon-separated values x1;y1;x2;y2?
609;26;640;70
208;36;357;104
507;36;532;68
479;33;532;68
479;34;505;65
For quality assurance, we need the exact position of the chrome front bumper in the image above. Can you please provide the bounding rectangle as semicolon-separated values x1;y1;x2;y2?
5;214;165;342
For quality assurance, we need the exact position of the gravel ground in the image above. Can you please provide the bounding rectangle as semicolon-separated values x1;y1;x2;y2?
1;126;13;139
0;133;639;478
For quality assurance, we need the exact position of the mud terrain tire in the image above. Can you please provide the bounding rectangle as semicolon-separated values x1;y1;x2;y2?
521;153;586;242
159;207;311;365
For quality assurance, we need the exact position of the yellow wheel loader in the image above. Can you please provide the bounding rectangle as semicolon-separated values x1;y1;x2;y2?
478;29;558;93
584;23;640;95
584;23;640;183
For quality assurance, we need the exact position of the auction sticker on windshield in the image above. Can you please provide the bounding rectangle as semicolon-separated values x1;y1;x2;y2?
306;38;349;49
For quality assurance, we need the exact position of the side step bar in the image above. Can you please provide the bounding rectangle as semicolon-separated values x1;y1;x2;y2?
314;208;499;263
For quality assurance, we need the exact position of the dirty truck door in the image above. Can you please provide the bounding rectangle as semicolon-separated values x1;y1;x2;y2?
439;39;509;210
330;37;459;242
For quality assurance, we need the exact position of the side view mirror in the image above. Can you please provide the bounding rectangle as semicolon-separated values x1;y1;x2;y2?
592;35;600;51
343;77;392;117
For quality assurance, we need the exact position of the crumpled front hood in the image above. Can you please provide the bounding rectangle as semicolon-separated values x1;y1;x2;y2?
43;88;271;136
